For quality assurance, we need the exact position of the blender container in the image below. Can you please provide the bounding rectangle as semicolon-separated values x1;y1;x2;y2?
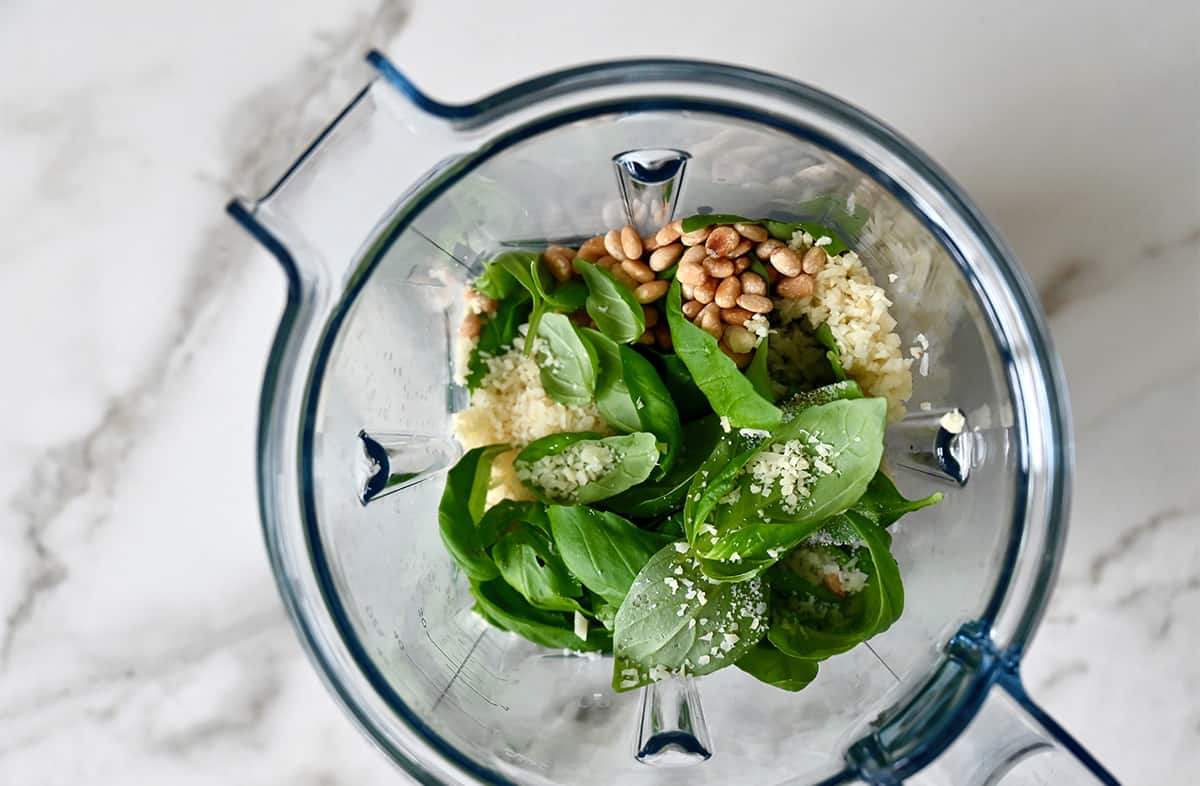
228;56;1121;785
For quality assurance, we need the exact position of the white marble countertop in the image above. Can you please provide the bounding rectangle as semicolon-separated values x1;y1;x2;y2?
1;1;1196;784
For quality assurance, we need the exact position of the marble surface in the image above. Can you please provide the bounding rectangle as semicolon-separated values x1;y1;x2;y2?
1;1;1196;784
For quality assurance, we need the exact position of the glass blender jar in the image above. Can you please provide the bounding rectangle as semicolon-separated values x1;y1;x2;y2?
228;55;1121;786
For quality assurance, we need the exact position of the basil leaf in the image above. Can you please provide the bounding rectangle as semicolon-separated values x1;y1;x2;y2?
534;312;596;407
514;432;659;504
680;213;755;232
820;471;942;534
603;416;723;518
735;641;820;691
474;256;526;301
438;445;509;581
573;259;646;343
766;512;903;659
612;544;768;691
493;525;584;613
745;334;774;401
813;322;847;382
548;505;664;606
529;256;588;312
619;345;682;473
682;430;759;544
665;279;781;430
653;509;687;540
592;598;620;631
764;221;849;256
472;580;609;651
651;352;711;421
477;498;541;546
466;296;531;391
578;327;643;433
782;380;863;413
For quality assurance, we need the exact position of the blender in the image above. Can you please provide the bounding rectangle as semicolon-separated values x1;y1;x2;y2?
228;55;1121;785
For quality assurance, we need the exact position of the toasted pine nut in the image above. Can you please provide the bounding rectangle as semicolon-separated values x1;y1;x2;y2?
604;229;627;261
734;222;769;242
802;246;827;275
679;244;707;267
621;225;643;260
764;264;779;284
642;233;661;252
720;306;755;325
611;266;639;289
681;282;694;300
694;278;717;304
680;226;711;246
733;256;751;273
643;305;660;328
756;238;784;259
634;280;670;303
460;312;483;338
776;273;815;300
697;303;724;340
682;299;704;319
649;242;684;271
740;271;767;295
621;259;655;283
655;224;681;246
465;288;498;314
669;219;683;234
570;308;592;327
654;322;673;350
705;226;740;257
637;329;656;345
769;246;803;277
729;239;752;258
736;293;774;314
597;255;617;271
719;339;752;368
676;259;708;286
703;257;735;278
578;236;607;262
715;276;742;309
543;246;575;282
724;324;757;354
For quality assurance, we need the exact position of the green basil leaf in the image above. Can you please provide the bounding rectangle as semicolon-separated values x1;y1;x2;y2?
529;256;589;312
477;498;541;546
735;641;820;691
438;445;509;581
578;328;642;433
682;429;760;544
653;509;687;540
493;525;584;613
763;221;849;256
471;580;609;651
766;512;903;659
619;345;682;473
744;334;774;401
612;544;768;691
680;213;756;232
548;505;665;606
603;415;723;518
813;322;847;382
466;296;532;391
474;256;526;301
665;279;781;430
651;352;711;421
573;258;646;343
782;380;863;413
514;432;659;504
820;471;943;535
534;312;596;407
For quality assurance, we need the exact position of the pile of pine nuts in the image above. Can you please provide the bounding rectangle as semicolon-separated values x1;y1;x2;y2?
463;219;828;365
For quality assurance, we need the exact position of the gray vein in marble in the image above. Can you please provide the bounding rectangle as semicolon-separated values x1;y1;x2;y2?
0;0;411;668
1075;362;1200;433
1088;507;1189;585
1036;658;1089;691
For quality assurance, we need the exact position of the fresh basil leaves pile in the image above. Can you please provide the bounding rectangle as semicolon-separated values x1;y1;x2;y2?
440;219;941;693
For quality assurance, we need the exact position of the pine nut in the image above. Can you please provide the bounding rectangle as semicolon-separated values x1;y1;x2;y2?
680;226;710;246
681;282;694;300
543;246;575;282
694;278;717;304
654;322;673;350
621;259;655;283
634;280;670;303
679;244;707;267
597;255;617;271
465;288;498;314
740;271;766;295
621;225;643;259
697;303;724;340
720;306;755;325
736;293;774;314
649;242;684;271
604;229;627;261
637;329;656;345
578;236;607;262
703;257;735;278
669;219;683;234
611;266;638;289
734;222;769;242
676;259;707;286
705;226;740;257
719;339;752;368
460;312;483;338
682;299;704;319
642;233;661;252
733;256;751;274
655;223;681;246
756;238;784;259
570;309;593;328
724;324;757;354
769;246;803;277
802;246;827;274
776;273;815;300
643;305;659;328
715;276;742;308
729;239;753;258
764;264;779;284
